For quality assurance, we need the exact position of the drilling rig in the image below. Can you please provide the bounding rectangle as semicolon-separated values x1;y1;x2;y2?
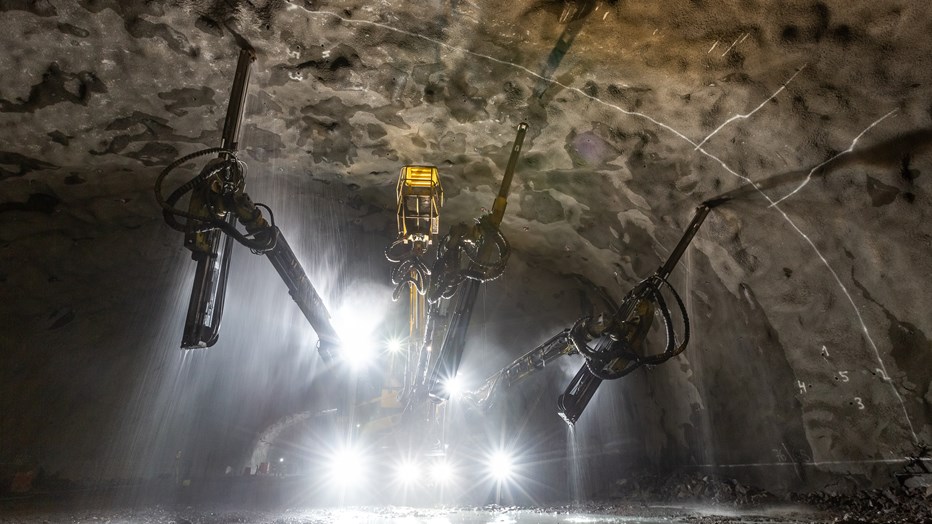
363;124;528;460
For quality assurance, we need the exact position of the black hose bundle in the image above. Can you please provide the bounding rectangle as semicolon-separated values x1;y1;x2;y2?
571;276;691;381
385;239;432;300
425;217;510;305
154;147;232;231
153;148;277;253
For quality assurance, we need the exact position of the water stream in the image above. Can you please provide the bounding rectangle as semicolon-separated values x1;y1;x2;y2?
566;425;585;506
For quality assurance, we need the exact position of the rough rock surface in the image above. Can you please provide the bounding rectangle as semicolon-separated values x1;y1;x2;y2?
0;0;930;500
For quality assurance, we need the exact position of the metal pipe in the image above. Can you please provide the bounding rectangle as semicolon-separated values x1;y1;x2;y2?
220;48;255;153
657;204;711;281
181;216;235;349
426;123;528;399
180;48;255;349
490;122;528;226
263;228;341;362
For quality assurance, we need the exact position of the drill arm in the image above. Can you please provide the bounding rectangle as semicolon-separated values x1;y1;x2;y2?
177;49;254;349
464;312;621;410
459;202;718;424
556;202;717;424
155;48;341;360
230;193;342;361
465;329;576;410
425;123;528;400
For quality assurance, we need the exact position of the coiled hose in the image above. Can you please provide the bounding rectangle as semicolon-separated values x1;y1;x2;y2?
385;239;432;300
154;148;277;253
426;218;510;305
571;276;691;381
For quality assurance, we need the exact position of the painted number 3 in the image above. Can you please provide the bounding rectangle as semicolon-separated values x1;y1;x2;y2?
854;397;865;410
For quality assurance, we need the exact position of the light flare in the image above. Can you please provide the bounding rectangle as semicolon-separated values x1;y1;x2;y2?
328;445;366;486
331;302;384;370
386;337;404;353
395;459;421;485
430;460;454;485
443;374;467;399
488;450;515;481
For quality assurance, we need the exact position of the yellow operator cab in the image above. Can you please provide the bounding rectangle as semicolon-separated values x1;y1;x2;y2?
396;165;444;245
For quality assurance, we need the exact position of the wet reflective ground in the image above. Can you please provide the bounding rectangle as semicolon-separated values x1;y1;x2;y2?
0;503;829;523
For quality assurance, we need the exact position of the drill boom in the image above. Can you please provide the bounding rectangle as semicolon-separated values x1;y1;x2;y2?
556;202;716;424
162;48;342;358
426;123;528;399
466;329;575;410
263;230;340;361
181;49;254;349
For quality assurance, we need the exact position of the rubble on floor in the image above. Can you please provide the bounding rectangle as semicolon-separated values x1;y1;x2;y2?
608;470;777;505
607;469;932;523
791;484;932;523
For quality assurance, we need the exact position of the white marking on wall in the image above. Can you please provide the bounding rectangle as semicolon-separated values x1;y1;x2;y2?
693;66;807;151
770;109;898;207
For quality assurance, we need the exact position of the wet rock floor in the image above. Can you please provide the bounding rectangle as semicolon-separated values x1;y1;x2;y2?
3;471;930;524
0;503;837;524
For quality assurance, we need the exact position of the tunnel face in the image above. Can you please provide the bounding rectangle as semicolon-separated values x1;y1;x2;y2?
0;0;931;509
